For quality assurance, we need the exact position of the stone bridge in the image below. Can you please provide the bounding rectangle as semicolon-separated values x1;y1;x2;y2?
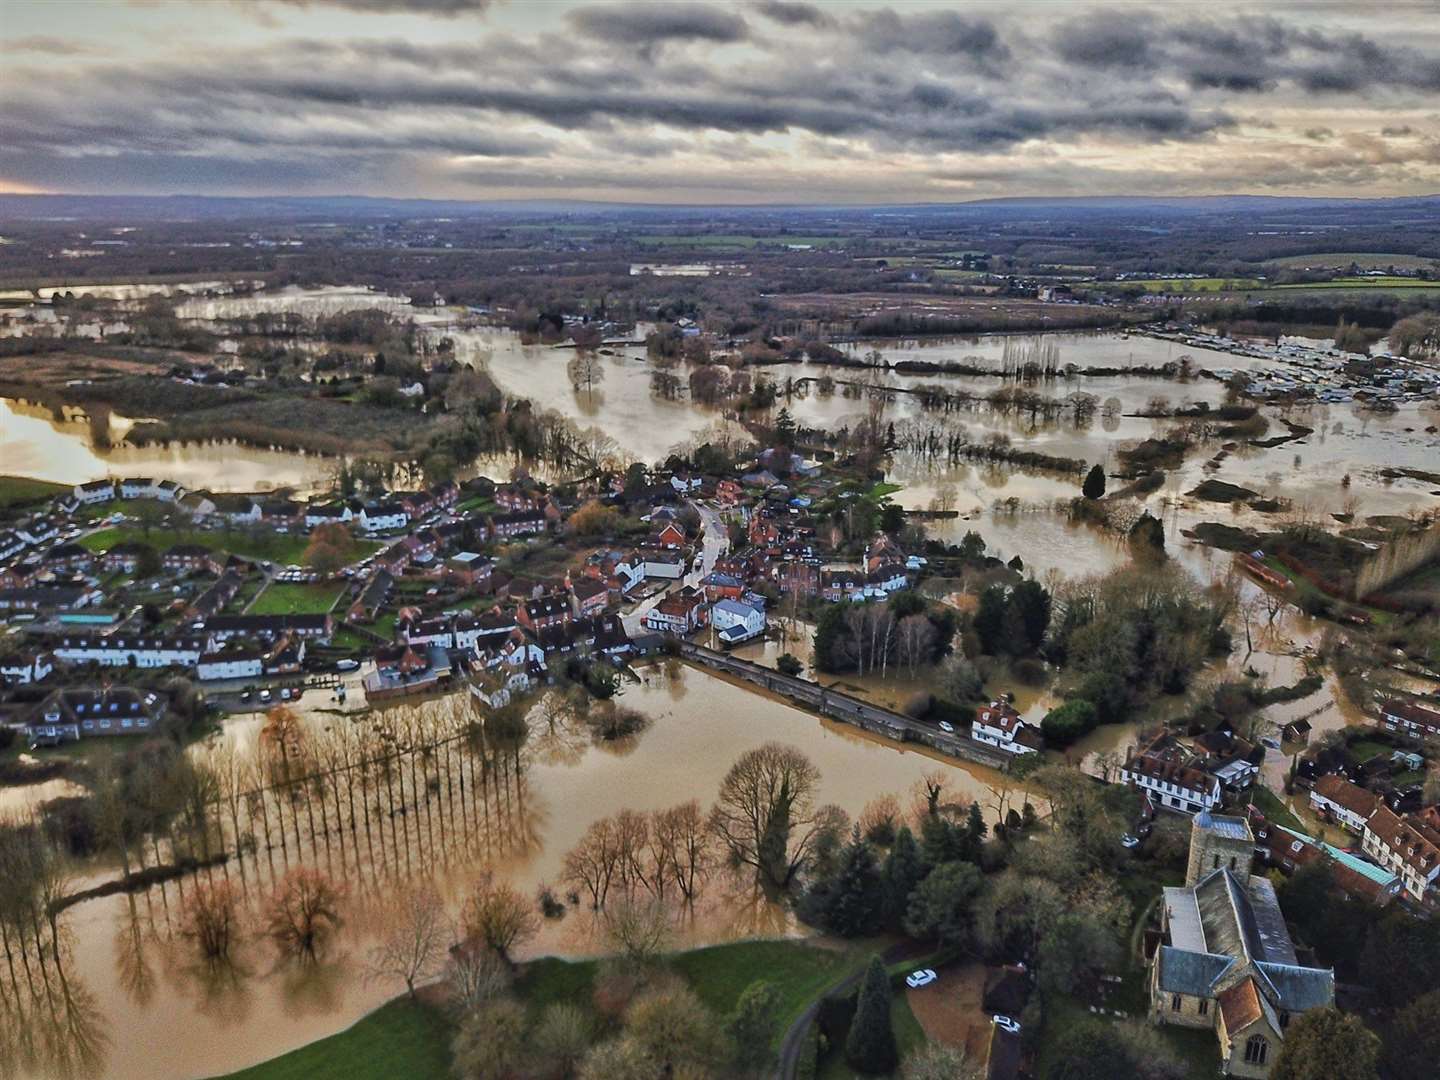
676;641;1013;771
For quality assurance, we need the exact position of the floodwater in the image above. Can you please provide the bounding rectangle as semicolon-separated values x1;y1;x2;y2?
0;396;335;493
3;664;1022;1080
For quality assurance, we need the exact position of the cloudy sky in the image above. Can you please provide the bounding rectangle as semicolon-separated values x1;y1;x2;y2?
3;0;1439;203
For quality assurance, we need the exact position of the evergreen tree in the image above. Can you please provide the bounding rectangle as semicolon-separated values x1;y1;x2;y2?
903;861;985;947
1011;579;1052;652
1271;1008;1380;1080
1082;463;1106;499
974;585;1008;655
919;813;965;867
845;957;897;1075
880;826;924;927
999;600;1030;657
727;980;782;1074
822;829;884;937
813;604;848;673
963;801;987;860
774;409;797;447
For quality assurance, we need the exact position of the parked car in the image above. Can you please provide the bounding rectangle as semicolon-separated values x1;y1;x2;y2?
938;721;955;734
905;969;937;989
258;689;272;702
335;659;359;672
993;1016;1021;1035
1121;834;1141;850
1261;737;1282;751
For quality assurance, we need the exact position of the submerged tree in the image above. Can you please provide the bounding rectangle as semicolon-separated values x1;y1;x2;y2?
265;868;343;963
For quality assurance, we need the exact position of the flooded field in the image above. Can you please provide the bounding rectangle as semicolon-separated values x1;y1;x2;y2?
0;665;1021;1080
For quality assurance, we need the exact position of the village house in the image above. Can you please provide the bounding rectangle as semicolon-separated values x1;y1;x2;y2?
970;700;1042;755
27;686;166;746
638;548;686;580
1307;774;1381;834
493;484;542;512
73;479;116;505
1360;803;1440;901
518;592;573;632
197;646;264;682
444;552;493;590
348;568;394;622
210;493;262;524
1121;737;1223;814
455;609;518;653
702;571;746;602
163;543;218;575
570;576;611;617
16;516;61;546
100;540;152;575
53;633;206;669
359;502;409;534
645;586;708;635
403;616;456;649
0;585;102;612
489;508;549;539
1253;817;1401;906
45;542;94;573
0;530;26;562
203;612;333;643
649;521;687;549
711;598;765;645
1379;698;1440;740
0;650;53;685
304;501;354;529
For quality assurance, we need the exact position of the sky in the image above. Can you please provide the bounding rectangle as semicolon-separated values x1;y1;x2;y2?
3;0;1439;204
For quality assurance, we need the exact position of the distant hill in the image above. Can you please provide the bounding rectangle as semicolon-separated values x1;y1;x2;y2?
1;191;1437;223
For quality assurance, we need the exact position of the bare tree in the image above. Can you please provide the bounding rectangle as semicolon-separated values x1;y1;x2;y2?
651;801;711;903
265;868;343;963
708;743;824;890
564;817;624;909
602;897;674;969
180;880;241;965
366;880;447;998
567;353;606;394
461;873;539;965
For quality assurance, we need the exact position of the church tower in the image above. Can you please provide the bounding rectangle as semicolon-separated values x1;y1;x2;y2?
1185;809;1255;886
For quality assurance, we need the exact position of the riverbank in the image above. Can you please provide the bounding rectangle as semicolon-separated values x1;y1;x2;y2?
209;938;910;1080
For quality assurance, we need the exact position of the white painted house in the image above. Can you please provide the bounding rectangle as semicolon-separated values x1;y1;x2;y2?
54;634;207;669
1307;774;1379;835
197;649;264;682
970;701;1042;755
359;503;409;534
711;599;765;644
73;480;116;505
0;651;53;685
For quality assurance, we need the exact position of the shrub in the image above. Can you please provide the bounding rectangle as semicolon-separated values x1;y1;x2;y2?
1042;700;1099;746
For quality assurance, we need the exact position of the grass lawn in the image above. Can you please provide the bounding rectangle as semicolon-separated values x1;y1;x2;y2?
79;525;378;567
207;997;452;1080
0;474;68;510
210;939;880;1080
1110;277;1264;292
1249;785;1305;832
672;939;863;1037
250;581;347;615
1346;738;1392;762
867;482;903;500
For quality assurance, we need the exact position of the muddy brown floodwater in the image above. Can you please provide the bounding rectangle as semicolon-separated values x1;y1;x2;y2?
1;664;1024;1080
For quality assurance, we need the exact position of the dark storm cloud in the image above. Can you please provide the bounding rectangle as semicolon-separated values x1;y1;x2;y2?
752;1;835;29
259;0;496;14
1052;9;1440;95
567;4;749;48
851;9;1008;63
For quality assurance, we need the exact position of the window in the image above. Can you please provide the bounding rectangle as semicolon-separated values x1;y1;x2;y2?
1198;999;1208;1016
1279;1012;1289;1029
1213;855;1221;869
1230;857;1238;871
1171;995;1182;1012
1244;1036;1268;1066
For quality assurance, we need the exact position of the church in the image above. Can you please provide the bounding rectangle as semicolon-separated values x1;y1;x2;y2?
1149;811;1334;1077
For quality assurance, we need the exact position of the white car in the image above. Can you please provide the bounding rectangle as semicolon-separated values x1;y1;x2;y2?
335;659;359;672
938;721;955;734
1121;834;1141;850
905;969;937;989
994;1015;1021;1035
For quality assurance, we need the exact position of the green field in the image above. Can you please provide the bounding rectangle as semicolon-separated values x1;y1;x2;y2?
636;234;847;249
1272;276;1440;290
1110;277;1265;292
249;581;347;615
209;938;894;1080
209;997;452;1080
0;474;68;510
1265;252;1438;271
